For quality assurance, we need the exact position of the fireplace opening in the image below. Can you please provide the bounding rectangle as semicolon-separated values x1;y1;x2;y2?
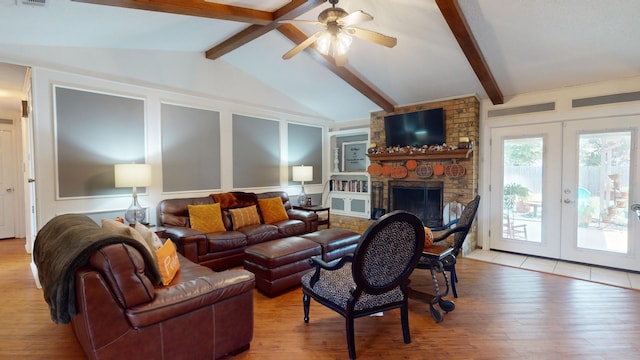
388;181;443;227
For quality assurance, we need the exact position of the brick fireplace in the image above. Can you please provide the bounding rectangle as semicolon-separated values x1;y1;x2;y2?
368;96;480;255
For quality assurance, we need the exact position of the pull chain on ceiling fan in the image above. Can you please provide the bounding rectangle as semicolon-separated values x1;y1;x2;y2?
282;0;397;66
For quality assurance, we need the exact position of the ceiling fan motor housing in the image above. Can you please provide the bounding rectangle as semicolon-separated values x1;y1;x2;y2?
318;7;349;24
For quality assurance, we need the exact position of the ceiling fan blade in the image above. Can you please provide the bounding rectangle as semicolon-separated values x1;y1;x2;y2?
282;30;325;60
338;10;373;27
347;27;397;48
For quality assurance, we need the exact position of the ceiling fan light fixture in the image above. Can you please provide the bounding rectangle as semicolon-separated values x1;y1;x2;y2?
315;31;352;57
334;31;352;56
316;32;332;55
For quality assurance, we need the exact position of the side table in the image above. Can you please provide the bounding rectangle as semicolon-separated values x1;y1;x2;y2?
293;205;330;228
420;245;456;323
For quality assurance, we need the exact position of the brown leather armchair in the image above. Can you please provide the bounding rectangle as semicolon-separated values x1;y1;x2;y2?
72;242;255;360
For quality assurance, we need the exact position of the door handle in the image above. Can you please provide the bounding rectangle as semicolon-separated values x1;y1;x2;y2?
6;187;14;193
563;198;574;204
28;178;35;183
632;204;640;220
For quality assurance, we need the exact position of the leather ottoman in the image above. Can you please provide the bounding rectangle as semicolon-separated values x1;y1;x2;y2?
300;228;361;263
244;236;321;297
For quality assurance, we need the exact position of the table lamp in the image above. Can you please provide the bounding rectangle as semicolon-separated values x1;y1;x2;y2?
292;165;313;206
114;163;151;224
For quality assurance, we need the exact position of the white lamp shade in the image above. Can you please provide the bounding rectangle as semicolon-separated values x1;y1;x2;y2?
114;164;151;188
292;165;313;182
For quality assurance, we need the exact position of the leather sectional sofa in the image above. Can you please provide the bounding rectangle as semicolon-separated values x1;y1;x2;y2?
157;191;319;271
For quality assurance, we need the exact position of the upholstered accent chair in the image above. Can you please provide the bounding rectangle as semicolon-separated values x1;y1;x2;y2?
300;210;425;359
417;195;480;297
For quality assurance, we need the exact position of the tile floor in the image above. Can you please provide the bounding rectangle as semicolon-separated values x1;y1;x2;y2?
466;249;640;290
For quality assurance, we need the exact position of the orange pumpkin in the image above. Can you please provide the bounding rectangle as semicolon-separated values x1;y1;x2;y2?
445;161;465;177
381;164;393;176
433;163;445;176
424;227;434;247
391;165;408;179
367;163;382;175
405;159;418;170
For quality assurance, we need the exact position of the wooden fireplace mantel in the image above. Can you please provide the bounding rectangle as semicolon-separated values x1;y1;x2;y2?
367;149;473;162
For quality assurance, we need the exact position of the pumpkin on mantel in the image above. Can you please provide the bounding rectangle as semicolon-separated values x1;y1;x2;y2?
445;160;466;177
391;165;408;179
416;163;433;178
405;159;418;170
433;163;445;176
367;163;382;175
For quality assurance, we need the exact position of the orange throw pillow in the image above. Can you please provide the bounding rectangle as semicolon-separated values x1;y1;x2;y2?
229;205;261;230
188;203;226;233
258;197;289;224
155;240;180;286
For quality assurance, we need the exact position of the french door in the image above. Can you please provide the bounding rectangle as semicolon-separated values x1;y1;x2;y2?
490;117;640;271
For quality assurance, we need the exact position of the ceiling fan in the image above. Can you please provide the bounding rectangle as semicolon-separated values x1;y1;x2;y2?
281;0;397;66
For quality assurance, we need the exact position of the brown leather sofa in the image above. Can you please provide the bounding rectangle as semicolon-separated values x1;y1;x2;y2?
74;243;254;359
157;191;319;271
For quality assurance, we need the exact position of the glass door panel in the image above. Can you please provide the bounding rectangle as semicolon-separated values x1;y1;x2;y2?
562;117;639;271
490;123;563;258
576;132;631;253
503;137;543;243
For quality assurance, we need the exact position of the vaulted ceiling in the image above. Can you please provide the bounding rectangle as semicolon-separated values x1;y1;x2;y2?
1;0;640;122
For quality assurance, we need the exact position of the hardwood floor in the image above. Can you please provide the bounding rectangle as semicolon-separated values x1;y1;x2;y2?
2;237;639;359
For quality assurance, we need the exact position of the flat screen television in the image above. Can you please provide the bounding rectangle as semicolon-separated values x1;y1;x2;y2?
384;108;445;147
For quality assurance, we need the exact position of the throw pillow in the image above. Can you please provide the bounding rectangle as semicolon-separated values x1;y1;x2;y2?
424;227;434;248
229;205;261;230
102;218;154;258
134;222;164;253
258;197;289;224
188;203;226;233
155;239;180;285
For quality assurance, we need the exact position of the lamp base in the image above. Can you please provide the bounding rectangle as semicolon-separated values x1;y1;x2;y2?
298;190;307;206
124;196;146;224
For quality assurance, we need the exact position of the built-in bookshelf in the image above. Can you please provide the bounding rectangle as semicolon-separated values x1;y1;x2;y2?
330;177;369;193
328;128;371;219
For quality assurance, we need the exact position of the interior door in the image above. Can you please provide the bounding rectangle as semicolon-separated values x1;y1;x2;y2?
0;125;17;239
490;123;563;258
561;117;640;271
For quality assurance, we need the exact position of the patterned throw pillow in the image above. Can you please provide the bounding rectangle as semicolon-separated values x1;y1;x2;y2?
188;203;226;233
155;239;180;286
229;205;261;230
101;218;160;275
258;197;289;224
134;222;164;253
102;218;153;256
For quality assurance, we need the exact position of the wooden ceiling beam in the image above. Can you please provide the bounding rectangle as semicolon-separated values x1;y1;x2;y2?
206;0;327;60
277;24;396;113
71;0;274;25
72;0;396;112
435;0;503;104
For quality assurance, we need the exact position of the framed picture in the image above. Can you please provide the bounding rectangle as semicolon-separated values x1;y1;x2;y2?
342;141;367;172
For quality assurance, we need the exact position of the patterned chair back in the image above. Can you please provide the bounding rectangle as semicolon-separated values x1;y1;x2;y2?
451;195;481;256
351;210;425;295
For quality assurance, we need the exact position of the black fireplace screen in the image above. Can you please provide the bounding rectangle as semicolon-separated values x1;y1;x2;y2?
388;181;443;227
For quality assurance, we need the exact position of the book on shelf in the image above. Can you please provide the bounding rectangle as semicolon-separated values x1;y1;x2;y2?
329;179;368;193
